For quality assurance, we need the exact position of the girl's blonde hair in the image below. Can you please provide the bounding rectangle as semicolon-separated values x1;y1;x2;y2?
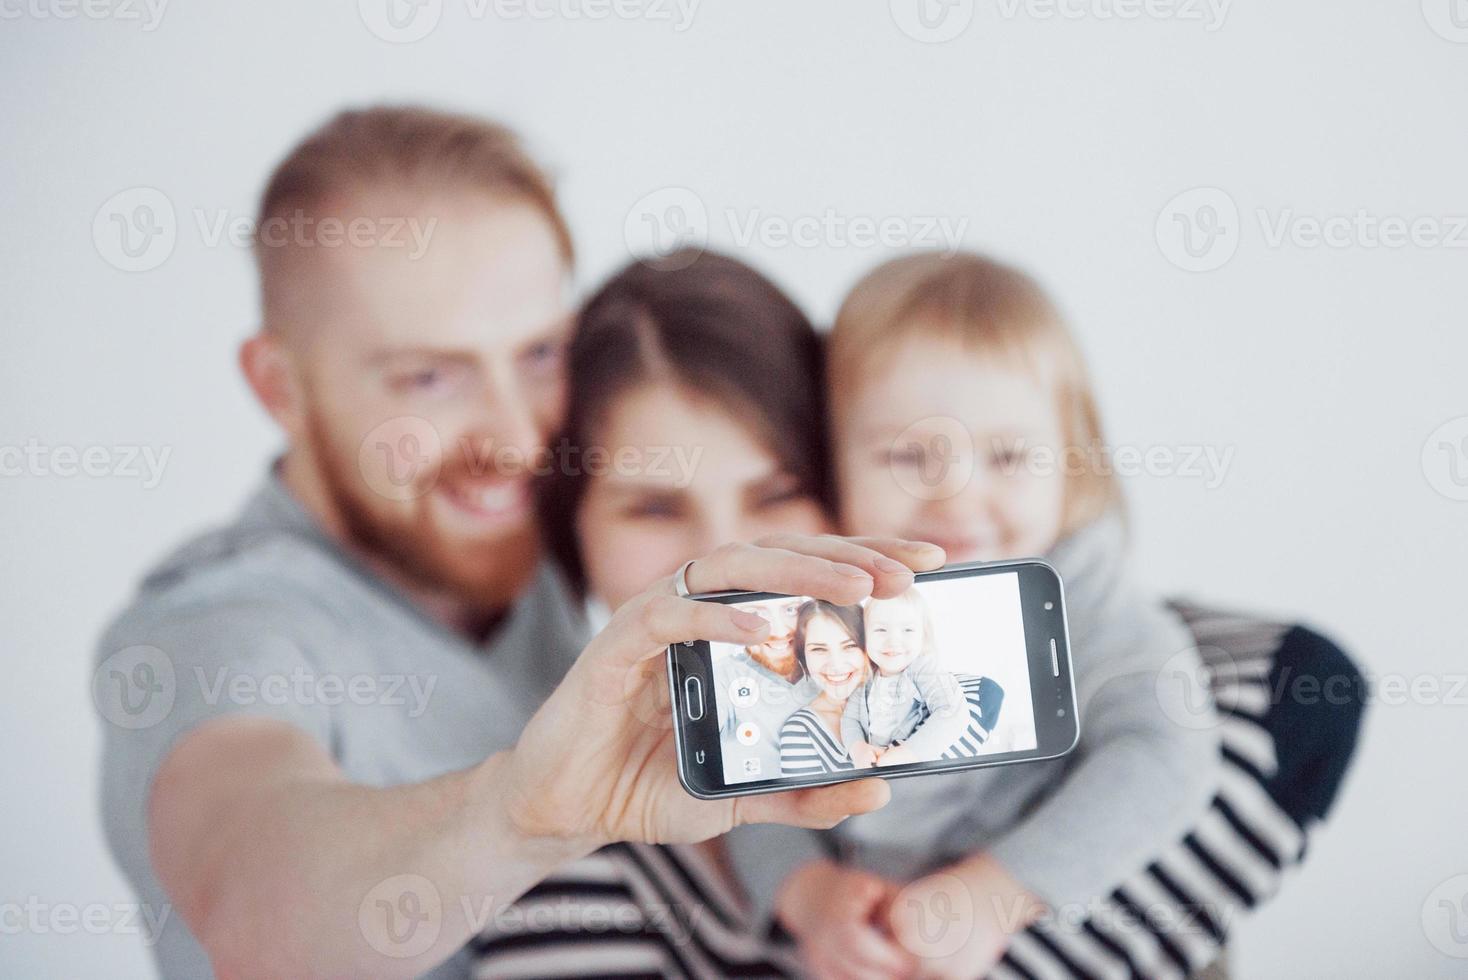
830;251;1121;536
864;587;939;663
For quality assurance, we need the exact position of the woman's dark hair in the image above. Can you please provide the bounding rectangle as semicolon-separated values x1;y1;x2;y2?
537;248;833;597
793;600;865;675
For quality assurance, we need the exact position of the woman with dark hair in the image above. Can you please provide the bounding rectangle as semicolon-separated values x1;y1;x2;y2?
470;249;841;978
777;600;866;777
537;247;834;611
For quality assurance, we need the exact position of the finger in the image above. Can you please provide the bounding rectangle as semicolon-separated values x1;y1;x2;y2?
751;534;946;597
847;925;921;978
732;777;891;829
599;592;773;668
672;541;878;606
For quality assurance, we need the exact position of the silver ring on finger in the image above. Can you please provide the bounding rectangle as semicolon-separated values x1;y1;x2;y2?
673;559;696;597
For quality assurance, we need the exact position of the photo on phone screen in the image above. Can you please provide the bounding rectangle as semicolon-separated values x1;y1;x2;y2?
669;562;1078;798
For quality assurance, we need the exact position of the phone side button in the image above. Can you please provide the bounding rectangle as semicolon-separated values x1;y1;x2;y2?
684;676;705;721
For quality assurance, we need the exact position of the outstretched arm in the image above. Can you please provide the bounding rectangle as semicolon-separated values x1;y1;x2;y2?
149;535;944;978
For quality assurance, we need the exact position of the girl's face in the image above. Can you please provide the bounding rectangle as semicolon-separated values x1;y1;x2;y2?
576;384;829;610
864;599;923;676
836;334;1067;564
801;613;867;700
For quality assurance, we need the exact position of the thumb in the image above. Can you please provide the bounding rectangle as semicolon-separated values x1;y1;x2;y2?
734;778;891;829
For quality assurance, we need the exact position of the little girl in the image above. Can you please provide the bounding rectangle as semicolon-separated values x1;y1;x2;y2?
725;251;1222;977
840;588;969;769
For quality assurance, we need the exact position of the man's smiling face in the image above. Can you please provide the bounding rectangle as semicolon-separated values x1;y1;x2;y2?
273;189;571;613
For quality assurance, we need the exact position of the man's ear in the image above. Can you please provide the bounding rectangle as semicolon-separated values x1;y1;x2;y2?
239;331;304;437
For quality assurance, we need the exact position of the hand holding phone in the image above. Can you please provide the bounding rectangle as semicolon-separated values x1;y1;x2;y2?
504;534;940;846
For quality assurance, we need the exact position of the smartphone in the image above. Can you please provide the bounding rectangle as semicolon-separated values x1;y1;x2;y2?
667;559;1079;799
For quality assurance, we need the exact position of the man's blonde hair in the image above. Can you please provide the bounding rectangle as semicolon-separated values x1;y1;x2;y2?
254;105;573;329
830;251;1120;536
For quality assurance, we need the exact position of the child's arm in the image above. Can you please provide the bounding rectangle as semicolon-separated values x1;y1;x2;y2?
884;656;969;760
980;606;1220;915
839;685;867;749
840;692;881;769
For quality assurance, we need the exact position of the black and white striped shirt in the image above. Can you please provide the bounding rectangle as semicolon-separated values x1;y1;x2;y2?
987;602;1364;980
778;708;856;777
471;842;800;979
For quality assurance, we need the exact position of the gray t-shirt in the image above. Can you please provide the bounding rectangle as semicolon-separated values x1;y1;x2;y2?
712;649;818;782
94;475;588;979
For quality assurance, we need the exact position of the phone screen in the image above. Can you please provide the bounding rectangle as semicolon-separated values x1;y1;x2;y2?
708;570;1042;787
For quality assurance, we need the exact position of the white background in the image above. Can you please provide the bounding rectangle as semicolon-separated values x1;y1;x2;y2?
3;2;1466;976
920;573;1037;754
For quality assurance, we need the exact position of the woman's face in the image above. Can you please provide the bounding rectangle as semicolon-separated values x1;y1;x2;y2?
864;598;923;676
576;384;829;610
835;334;1067;563
801;613;867;701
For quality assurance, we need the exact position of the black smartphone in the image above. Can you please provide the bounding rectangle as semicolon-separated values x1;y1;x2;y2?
667;559;1079;799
